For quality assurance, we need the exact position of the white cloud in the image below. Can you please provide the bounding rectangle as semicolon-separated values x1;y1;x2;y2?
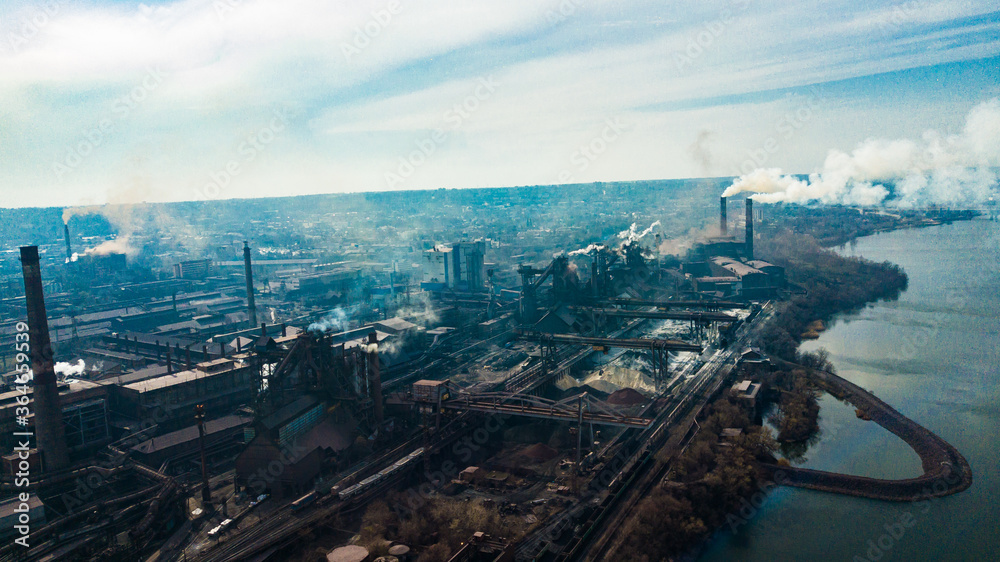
0;0;998;206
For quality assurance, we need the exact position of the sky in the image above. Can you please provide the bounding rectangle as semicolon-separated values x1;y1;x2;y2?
0;0;998;208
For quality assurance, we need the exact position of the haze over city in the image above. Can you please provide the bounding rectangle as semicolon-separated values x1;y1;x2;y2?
0;2;998;562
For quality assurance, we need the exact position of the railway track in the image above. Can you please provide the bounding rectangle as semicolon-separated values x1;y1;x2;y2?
535;305;771;561
193;317;661;561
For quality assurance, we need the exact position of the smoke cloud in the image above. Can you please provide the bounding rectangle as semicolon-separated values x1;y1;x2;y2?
722;98;1000;207
55;359;86;379
568;243;605;256
85;237;134;257
308;305;358;334
688;129;717;175
618;220;661;243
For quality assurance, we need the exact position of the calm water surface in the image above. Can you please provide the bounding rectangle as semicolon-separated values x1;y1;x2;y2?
700;219;1000;562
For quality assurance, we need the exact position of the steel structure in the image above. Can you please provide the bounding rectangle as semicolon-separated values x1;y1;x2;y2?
440;391;652;429
571;307;736;323
515;331;702;352
604;297;747;309
517;330;701;392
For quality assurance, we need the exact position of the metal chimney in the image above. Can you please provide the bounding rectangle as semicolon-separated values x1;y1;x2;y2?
19;246;70;472
367;332;384;427
720;196;728;236
63;224;72;262
745;198;754;260
243;241;257;328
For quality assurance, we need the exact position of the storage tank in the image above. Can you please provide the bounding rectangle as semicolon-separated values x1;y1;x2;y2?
327;545;370;562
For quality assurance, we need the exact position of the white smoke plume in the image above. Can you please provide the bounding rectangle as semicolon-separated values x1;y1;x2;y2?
617;220;661;243
722;98;1000;207
568;244;605;256
55;359;86;378
85;237;133;257
308;305;358;333
393;291;441;326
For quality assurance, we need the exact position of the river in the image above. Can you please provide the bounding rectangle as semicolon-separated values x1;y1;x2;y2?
699;218;1000;562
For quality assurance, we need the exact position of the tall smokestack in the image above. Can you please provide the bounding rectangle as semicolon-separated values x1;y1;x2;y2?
745;198;754;260
591;256;599;298
19;246;70;472
367;332;384;427
243;241;257;328
720;196;728;236
63;224;72;262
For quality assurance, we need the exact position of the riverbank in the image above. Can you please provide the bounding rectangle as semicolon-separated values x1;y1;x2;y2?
700;218;1000;561
759;358;972;502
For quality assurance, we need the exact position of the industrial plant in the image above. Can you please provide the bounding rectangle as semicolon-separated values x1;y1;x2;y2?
0;184;974;562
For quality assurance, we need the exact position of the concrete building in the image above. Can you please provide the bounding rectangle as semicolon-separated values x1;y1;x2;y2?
730;379;762;417
109;358;254;430
0;496;45;541
709;256;774;299
422;241;486;292
131;413;252;468
0;379;110;458
747;260;786;288
173;258;212;279
235;396;328;498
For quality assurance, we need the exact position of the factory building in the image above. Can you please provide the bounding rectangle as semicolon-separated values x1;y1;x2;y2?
422;241;486;292
173;258;212;279
0;497;45;541
130;413;252;468
108;358;254;431
708;256;776;299
298;265;364;294
0;379;111;461
235;396;353;498
747;260;786;288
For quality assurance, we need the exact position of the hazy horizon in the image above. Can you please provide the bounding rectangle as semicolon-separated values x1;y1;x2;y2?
2;1;998;208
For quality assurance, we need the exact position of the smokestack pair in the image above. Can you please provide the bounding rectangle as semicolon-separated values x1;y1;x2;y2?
20;246;70;472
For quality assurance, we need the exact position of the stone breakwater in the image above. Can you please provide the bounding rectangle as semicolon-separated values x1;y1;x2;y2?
762;360;973;502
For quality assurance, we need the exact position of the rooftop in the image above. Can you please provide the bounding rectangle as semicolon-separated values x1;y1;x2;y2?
131;414;252;455
122;361;246;393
